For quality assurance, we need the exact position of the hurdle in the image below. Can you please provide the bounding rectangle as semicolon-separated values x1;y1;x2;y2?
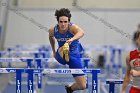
0;58;93;92
0;68;100;93
0;57;91;86
106;79;123;93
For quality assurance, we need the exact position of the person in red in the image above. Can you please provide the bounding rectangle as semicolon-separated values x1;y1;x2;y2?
121;31;140;93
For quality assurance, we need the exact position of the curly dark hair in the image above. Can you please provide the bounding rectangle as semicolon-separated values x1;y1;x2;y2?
55;8;71;22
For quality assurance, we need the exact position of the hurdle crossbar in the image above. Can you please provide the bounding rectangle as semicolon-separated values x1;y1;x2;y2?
106;79;123;93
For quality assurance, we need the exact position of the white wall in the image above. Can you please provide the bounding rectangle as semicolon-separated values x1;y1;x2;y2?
78;0;140;9
18;0;73;8
4;9;140;47
18;0;140;9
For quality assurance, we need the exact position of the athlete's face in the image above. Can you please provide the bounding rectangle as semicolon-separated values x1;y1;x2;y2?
58;16;69;31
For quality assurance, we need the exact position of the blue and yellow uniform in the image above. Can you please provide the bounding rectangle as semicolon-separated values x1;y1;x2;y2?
54;23;84;77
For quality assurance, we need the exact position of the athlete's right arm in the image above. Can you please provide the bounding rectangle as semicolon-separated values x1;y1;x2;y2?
48;27;56;58
130;69;140;77
121;55;131;93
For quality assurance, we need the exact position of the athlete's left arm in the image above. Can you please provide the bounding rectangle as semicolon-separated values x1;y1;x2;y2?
66;24;84;44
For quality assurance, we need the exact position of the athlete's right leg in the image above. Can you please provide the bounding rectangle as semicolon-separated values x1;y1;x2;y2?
55;48;67;65
58;46;64;58
58;43;69;62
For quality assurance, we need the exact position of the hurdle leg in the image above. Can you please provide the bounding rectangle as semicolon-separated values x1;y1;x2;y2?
28;69;34;93
109;83;115;93
83;58;90;88
16;69;22;93
27;59;33;68
83;58;90;93
106;80;123;93
92;70;100;93
36;59;42;89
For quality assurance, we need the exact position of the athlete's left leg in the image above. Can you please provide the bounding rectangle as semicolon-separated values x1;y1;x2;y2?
65;54;86;93
65;75;86;93
71;75;86;90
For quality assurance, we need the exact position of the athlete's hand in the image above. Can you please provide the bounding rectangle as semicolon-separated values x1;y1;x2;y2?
130;69;140;77
66;38;74;44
